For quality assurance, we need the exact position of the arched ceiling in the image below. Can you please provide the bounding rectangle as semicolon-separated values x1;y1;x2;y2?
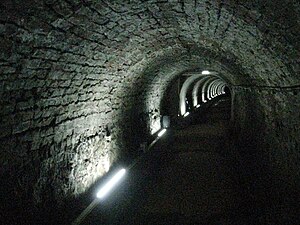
0;0;299;209
2;0;299;87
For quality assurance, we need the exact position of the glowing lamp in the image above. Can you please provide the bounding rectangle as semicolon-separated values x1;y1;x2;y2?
201;70;210;75
157;129;167;137
183;112;190;117
96;168;126;199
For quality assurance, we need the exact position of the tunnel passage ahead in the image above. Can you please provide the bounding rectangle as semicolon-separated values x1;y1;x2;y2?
0;1;300;224
87;96;243;225
161;69;231;123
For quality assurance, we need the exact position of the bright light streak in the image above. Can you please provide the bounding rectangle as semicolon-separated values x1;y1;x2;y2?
196;104;200;108
96;168;126;199
201;70;210;75
183;112;190;117
157;128;167;137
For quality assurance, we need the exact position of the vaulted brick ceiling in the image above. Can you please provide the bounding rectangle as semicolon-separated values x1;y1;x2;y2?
0;1;299;223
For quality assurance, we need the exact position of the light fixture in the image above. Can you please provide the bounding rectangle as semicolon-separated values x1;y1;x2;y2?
96;168;126;199
201;70;210;75
183;112;190;117
157;128;167;137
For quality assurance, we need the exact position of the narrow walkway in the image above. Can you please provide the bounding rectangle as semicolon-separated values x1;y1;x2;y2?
126;97;241;224
88;97;245;225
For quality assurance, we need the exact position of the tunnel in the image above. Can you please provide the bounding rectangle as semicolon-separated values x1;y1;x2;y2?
0;1;299;224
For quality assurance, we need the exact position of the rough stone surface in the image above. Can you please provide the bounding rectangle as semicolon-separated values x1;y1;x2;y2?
0;0;299;224
231;86;300;224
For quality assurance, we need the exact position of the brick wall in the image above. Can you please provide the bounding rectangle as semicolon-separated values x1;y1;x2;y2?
0;0;299;223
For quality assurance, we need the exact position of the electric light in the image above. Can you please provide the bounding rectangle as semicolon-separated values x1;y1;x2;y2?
96;168;126;199
183;112;190;117
157;128;167;137
196;104;200;108
201;70;210;75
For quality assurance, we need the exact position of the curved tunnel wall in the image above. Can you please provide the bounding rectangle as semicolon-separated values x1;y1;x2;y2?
193;76;210;107
179;72;228;115
0;0;299;223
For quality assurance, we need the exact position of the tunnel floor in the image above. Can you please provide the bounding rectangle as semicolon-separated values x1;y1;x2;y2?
84;97;251;225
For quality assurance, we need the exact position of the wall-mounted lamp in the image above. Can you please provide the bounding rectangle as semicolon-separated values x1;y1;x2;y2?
157;128;167;137
183;112;190;117
201;70;210;75
96;168;126;199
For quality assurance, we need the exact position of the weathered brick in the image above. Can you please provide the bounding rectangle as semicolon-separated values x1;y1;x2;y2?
0;1;299;224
